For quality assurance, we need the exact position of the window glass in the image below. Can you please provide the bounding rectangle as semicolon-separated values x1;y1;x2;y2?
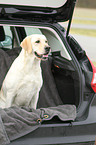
0;0;67;8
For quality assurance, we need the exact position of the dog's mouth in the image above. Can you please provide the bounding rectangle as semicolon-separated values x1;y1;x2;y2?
34;51;49;60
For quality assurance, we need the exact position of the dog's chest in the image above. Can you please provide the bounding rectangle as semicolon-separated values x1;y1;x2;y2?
19;64;43;90
16;56;43;90
24;67;42;88
13;65;43;106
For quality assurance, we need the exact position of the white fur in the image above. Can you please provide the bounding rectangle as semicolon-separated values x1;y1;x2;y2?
0;34;50;109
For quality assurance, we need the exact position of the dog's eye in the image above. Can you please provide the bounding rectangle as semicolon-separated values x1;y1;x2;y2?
45;40;48;43
35;40;40;43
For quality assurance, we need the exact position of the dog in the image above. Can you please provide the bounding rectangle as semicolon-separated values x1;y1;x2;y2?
0;34;50;109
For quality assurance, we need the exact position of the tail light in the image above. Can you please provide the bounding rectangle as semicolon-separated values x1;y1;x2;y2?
89;60;96;93
91;72;96;93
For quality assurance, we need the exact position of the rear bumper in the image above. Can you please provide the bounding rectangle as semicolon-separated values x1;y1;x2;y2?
9;106;96;145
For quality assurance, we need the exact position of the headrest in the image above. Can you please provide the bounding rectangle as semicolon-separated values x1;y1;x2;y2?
0;26;5;41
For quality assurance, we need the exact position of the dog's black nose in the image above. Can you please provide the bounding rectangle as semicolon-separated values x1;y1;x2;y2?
45;46;50;52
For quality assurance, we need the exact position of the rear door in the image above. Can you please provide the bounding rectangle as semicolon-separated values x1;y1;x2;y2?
0;0;76;23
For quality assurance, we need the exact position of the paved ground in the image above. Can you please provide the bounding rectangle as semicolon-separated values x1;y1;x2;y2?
71;24;96;30
60;22;96;62
72;34;96;61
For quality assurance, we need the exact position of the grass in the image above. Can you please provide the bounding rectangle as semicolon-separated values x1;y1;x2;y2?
70;28;96;37
70;8;96;37
72;19;96;25
73;8;96;19
93;62;96;67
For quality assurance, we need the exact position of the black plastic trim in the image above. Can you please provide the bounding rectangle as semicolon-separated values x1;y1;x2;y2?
0;0;76;23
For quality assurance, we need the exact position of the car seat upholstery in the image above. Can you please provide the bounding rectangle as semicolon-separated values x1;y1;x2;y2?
0;26;5;41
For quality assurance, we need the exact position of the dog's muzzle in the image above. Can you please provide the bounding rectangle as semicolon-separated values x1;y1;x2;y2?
45;46;50;53
34;46;50;60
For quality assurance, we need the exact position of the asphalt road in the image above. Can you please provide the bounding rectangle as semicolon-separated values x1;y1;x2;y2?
71;24;96;30
60;22;96;61
72;34;96;61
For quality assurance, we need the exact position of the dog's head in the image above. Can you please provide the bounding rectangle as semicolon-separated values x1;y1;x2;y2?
20;34;50;60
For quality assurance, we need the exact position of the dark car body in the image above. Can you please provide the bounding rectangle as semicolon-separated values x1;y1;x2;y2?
0;0;96;144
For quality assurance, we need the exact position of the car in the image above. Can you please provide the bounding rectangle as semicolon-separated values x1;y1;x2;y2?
0;0;96;145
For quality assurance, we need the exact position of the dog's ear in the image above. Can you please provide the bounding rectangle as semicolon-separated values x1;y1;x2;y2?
20;36;32;53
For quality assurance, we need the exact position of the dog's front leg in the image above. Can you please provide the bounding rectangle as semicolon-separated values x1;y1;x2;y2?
30;92;39;109
5;92;15;108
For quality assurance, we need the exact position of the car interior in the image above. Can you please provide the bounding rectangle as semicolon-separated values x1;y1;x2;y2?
0;25;83;115
0;1;96;144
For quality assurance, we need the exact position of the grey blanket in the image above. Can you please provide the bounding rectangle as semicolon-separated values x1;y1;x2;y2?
0;105;76;145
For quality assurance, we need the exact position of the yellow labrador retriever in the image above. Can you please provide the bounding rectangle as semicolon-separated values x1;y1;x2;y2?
0;34;50;109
